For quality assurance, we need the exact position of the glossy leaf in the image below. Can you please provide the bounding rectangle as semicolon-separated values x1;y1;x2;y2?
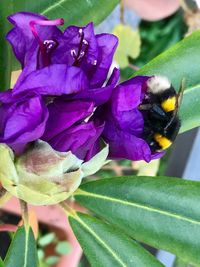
13;0;119;27
69;212;163;267
0;258;5;267
0;1;13;90
4;226;38;267
134;30;200;133
75;176;200;265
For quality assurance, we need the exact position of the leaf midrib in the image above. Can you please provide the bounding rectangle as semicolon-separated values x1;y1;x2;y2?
75;189;200;225
72;214;127;267
23;228;29;267
183;83;200;95
41;0;68;15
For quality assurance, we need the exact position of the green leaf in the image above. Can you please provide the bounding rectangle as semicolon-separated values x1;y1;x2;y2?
69;212;163;267
0;258;5;267
173;257;194;267
134;30;200;133
113;24;141;68
75;176;200;266
55;241;71;255
0;1;13;90
134;12;186;67
4;226;38;267
13;0;119;27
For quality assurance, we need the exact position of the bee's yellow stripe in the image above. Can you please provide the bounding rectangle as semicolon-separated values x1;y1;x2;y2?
154;133;172;150
161;96;176;112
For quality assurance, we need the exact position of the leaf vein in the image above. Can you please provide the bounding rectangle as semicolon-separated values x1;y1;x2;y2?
73;214;127;267
41;0;68;15
76;189;200;225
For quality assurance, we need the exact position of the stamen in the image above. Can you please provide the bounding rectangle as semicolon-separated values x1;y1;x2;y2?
72;29;89;66
83;39;88;45
79;28;83;36
92;59;97;65
43;40;58;54
80;51;85;58
70;49;76;56
29;18;64;66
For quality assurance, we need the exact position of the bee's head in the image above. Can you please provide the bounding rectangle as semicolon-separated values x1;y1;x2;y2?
147;75;171;94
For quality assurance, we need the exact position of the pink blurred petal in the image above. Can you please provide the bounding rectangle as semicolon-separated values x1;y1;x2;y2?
124;0;180;21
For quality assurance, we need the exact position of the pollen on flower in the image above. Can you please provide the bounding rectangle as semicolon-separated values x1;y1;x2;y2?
43;40;58;54
79;28;83;35
92;59;97;65
70;49;77;57
83;39;88;45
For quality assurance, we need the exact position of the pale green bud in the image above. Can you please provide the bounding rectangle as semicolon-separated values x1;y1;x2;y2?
0;141;108;205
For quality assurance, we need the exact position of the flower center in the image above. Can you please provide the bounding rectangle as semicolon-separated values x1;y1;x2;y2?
71;29;89;66
29;18;64;67
43;39;58;54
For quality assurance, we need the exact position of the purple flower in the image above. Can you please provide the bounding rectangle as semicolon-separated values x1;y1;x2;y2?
0;85;103;160
0;12;120;160
7;12;119;105
0;90;48;154
95;76;165;162
41;99;104;161
3;12;166;165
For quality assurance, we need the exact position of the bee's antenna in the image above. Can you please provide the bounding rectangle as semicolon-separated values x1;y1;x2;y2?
177;78;185;110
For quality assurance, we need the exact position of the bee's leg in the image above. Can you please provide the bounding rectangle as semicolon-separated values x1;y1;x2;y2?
150;104;167;120
138;104;152;111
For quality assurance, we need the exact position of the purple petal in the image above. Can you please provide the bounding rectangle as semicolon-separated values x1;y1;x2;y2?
89;33;118;88
42;99;94;141
13;65;89;96
102;120;152;162
70;67;120;105
49;122;104;160
78;23;99;76
114;109;144;136
6;12;62;67
111;76;150;113
0;94;48;154
151;151;166;160
0;90;13;103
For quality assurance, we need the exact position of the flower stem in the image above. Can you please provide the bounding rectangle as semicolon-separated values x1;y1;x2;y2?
20;199;29;230
120;0;125;24
60;201;77;218
128;63;140;71
0;187;11;207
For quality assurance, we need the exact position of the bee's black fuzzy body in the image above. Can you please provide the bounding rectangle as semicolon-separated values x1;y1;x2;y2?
141;76;182;153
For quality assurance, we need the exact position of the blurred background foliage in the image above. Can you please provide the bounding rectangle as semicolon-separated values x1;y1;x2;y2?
120;11;187;81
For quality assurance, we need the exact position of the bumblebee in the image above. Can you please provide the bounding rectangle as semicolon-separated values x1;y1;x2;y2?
139;76;184;153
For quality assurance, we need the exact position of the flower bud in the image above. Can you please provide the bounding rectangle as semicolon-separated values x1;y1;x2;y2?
0;140;108;205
